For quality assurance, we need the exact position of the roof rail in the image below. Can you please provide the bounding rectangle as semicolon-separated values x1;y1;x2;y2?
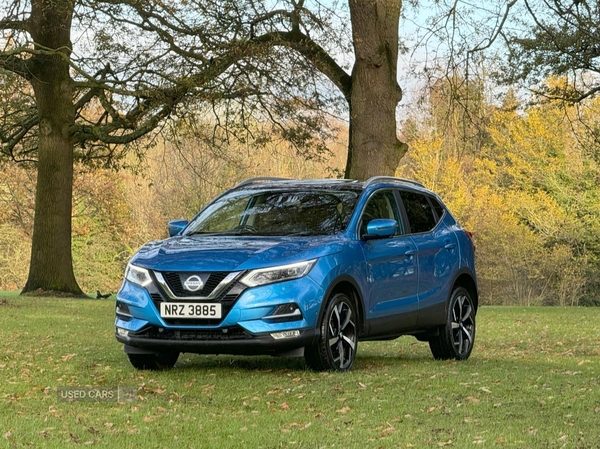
230;177;291;190
363;176;424;188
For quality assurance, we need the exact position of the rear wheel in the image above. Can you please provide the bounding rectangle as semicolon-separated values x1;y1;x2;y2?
305;293;357;371
429;287;476;360
127;352;180;370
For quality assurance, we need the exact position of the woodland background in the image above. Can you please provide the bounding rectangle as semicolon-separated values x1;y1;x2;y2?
1;76;599;306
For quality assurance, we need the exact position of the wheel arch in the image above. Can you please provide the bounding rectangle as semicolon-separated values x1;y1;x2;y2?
319;275;365;335
452;271;479;312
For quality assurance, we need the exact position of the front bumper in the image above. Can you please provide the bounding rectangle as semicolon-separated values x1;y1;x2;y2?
116;326;317;356
115;264;328;357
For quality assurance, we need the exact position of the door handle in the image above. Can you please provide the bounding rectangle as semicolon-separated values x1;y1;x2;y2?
444;243;456;250
404;249;416;257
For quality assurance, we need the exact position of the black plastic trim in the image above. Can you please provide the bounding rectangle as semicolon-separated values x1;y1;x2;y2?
117;328;317;356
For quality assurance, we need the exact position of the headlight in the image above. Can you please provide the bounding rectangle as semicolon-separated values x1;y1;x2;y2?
125;263;152;287
240;260;317;287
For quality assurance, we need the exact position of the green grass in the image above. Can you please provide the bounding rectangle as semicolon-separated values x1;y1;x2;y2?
0;291;20;298
1;296;599;448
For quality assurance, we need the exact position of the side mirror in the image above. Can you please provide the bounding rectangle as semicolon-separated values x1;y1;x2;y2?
168;219;189;237
365;219;397;240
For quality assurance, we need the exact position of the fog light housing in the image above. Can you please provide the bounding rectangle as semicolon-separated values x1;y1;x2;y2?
116;301;132;318
117;328;129;338
271;330;300;340
263;303;302;322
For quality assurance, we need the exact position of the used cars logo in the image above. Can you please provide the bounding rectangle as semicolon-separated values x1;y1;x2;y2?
183;275;204;292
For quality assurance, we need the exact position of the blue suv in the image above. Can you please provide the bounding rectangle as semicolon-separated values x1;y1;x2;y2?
116;177;477;371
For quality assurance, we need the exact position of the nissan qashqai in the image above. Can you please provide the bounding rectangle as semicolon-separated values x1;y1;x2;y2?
115;177;477;371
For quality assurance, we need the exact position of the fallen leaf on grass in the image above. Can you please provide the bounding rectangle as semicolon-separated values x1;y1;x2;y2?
437;439;452;447
61;354;77;362
336;406;351;414
280;402;290;410
466;396;480;404
380;426;395;437
288;422;311;429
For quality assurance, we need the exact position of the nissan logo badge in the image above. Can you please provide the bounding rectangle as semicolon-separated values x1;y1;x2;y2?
183;275;204;292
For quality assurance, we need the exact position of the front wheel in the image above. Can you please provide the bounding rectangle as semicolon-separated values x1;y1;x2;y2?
127;352;180;370
305;293;358;372
429;287;476;361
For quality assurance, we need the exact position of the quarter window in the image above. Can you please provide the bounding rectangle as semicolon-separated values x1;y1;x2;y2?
430;197;446;221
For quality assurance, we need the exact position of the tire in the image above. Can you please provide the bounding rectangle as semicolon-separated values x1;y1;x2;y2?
305;293;358;372
429;287;476;361
127;352;180;370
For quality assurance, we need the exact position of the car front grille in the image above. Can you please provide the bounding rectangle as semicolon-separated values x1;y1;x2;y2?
162;271;230;297
148;272;247;326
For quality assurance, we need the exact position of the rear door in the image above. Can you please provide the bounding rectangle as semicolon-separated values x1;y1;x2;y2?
398;191;460;327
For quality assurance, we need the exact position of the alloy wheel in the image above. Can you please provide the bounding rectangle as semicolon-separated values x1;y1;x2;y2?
326;300;357;370
451;293;475;356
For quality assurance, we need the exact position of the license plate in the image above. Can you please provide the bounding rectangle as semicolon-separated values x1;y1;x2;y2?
160;302;222;319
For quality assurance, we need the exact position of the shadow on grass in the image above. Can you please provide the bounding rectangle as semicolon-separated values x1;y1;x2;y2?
170;348;438;373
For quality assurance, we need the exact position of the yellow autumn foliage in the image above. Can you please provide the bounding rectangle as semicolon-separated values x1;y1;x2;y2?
0;81;598;306
400;86;600;306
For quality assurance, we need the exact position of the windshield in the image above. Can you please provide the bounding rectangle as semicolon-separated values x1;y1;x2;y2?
185;189;359;237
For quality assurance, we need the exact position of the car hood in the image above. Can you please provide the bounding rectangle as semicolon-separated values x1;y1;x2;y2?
130;235;346;272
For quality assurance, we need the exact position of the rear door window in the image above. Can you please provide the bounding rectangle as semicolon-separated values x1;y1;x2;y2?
399;191;438;234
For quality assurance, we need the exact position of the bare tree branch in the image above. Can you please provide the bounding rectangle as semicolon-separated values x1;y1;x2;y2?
0;52;32;78
470;0;518;53
0;18;30;32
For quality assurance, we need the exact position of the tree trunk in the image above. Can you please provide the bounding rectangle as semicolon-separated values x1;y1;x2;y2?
346;0;408;180
21;0;83;296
